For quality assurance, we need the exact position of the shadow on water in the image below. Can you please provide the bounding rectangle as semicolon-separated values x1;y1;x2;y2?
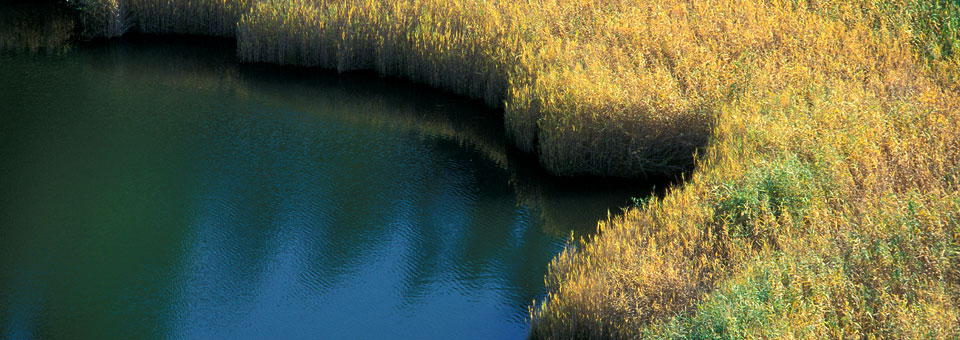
81;35;670;237
0;10;672;339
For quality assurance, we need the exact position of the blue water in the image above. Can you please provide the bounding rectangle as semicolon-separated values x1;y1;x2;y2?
0;38;650;339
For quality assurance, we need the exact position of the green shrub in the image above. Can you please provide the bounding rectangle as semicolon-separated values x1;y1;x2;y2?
714;157;815;246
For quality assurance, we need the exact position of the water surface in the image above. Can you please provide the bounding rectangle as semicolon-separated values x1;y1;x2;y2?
0;37;655;339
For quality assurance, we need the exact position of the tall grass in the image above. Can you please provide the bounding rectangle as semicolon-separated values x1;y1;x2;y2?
71;0;960;338
74;0;252;38
529;1;960;338
0;3;75;54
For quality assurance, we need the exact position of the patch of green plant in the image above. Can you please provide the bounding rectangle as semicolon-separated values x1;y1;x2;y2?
909;0;960;62
644;259;798;340
631;186;657;209
713;156;815;244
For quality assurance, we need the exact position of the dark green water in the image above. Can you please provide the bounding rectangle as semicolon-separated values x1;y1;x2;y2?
0;38;655;339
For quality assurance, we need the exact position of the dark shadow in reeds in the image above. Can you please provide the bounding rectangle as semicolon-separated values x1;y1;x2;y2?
0;2;76;55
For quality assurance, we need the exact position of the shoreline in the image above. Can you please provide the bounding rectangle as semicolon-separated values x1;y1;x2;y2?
26;1;960;338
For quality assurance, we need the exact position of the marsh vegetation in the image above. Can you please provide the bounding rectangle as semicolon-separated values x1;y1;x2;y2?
13;0;960;338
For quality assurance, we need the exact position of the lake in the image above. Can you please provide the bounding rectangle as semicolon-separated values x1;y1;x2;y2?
0;36;654;339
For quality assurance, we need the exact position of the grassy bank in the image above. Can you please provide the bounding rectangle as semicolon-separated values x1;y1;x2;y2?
70;0;960;338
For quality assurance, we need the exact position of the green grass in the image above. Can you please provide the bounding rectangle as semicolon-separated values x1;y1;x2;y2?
713;157;815;247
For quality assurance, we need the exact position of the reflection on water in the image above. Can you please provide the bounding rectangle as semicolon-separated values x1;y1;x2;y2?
0;37;660;339
0;3;74;55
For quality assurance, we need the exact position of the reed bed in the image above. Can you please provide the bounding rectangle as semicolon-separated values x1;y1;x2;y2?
233;0;715;177
70;0;960;338
0;3;75;54
529;1;960;338
75;0;252;38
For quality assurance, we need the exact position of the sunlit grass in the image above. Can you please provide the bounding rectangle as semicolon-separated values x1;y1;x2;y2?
72;0;960;338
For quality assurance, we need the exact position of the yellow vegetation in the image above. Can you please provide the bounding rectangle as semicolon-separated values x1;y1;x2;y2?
74;0;960;337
